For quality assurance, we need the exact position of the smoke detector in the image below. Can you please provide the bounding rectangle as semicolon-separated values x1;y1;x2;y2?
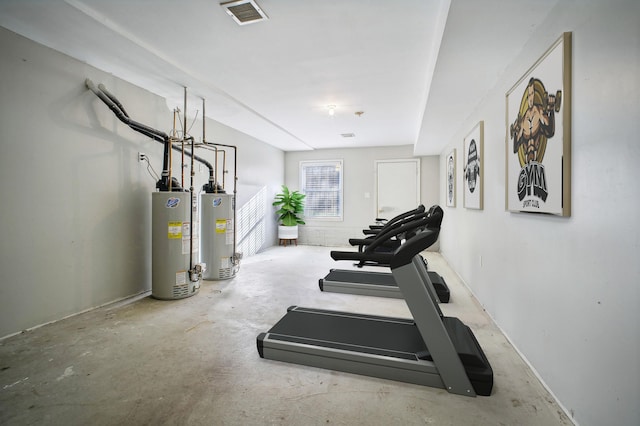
221;0;268;25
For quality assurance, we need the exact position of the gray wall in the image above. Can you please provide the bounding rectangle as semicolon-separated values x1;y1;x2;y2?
438;2;639;425
0;27;284;338
284;145;439;246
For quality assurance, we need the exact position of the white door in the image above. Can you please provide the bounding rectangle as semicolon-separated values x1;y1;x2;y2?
375;159;420;221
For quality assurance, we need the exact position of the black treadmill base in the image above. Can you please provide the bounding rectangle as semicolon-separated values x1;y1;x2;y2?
320;269;451;303
429;272;450;303
257;306;492;396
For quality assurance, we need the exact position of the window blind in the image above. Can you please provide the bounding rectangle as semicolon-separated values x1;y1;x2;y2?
300;160;343;219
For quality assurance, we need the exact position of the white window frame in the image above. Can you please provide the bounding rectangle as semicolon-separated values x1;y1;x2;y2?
300;159;343;221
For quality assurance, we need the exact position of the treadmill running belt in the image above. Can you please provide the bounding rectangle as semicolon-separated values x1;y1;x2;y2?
268;310;427;357
321;269;451;303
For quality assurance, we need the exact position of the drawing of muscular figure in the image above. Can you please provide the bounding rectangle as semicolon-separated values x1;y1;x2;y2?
510;78;561;167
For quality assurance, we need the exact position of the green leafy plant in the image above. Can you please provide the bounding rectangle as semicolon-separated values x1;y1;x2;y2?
273;185;306;226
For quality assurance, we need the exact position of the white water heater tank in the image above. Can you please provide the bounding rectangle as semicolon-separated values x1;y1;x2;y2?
201;193;236;280
151;192;200;299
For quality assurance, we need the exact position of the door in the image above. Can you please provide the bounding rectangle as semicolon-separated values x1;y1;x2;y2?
375;159;420;221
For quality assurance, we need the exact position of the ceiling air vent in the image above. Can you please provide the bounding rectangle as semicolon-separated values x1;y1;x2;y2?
341;133;356;138
221;0;268;25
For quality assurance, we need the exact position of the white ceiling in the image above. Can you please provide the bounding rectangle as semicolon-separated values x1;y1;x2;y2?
0;0;559;155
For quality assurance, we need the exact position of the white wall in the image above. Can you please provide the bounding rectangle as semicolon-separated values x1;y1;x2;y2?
0;27;284;338
439;1;639;425
285;146;439;246
186;118;285;257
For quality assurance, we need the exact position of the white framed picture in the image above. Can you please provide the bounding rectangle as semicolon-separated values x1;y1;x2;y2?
506;32;571;216
446;149;456;207
463;121;483;210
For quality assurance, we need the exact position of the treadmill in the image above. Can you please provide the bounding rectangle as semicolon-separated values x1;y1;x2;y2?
358;204;426;243
348;205;433;262
320;206;451;303
257;230;493;396
320;268;449;302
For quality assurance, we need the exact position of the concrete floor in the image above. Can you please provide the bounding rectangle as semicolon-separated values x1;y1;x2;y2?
0;245;572;425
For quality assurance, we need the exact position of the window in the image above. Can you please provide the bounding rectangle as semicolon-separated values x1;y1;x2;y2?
300;160;343;220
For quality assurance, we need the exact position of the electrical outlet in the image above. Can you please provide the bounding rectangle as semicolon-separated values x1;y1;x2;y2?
138;152;145;162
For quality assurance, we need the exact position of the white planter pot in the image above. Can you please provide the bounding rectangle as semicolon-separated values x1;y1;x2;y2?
278;225;298;240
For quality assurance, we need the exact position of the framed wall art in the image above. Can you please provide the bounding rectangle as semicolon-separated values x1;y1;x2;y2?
506;32;571;216
446;149;456;207
463;121;483;210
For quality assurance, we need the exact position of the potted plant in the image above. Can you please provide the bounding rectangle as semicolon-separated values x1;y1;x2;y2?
273;185;306;242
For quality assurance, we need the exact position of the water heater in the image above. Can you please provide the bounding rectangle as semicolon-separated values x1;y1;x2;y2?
201;193;237;280
152;192;201;299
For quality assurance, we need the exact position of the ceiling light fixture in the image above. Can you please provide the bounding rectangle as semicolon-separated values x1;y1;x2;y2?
327;105;336;116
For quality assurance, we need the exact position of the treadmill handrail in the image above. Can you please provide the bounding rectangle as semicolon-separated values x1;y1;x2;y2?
331;217;436;262
350;212;427;247
363;205;424;235
362;204;426;236
366;205;424;233
389;230;440;269
360;213;431;252
352;205;443;248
